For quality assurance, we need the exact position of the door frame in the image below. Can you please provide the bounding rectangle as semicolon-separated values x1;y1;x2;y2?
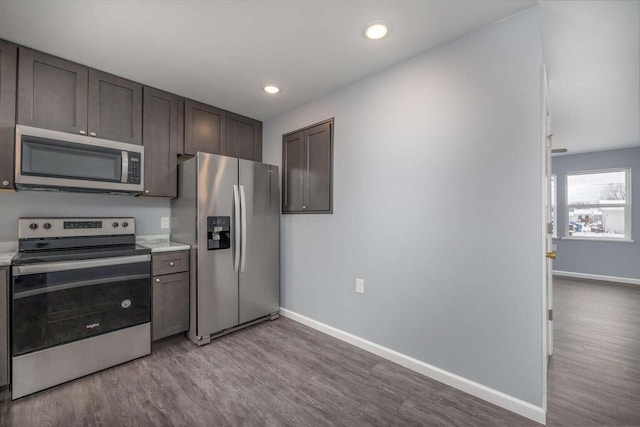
540;64;551;420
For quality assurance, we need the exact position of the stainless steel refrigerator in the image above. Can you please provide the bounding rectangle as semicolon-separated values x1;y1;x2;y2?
171;153;280;345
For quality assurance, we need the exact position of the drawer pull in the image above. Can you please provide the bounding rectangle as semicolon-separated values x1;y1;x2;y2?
169;262;175;267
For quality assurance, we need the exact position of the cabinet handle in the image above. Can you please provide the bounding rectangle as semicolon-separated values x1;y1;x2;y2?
144;190;150;194
155;278;161;283
79;130;86;135
1;180;9;187
90;132;97;137
302;206;306;210
169;262;175;267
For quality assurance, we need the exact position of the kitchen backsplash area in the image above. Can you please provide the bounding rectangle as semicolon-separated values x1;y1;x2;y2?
0;191;170;240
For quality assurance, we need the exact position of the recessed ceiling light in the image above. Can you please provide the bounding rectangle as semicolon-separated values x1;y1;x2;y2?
263;84;280;94
365;22;389;40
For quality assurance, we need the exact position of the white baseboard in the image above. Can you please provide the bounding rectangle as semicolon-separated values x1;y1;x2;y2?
553;270;640;286
280;308;546;425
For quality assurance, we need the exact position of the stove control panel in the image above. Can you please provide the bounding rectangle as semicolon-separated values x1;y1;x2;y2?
19;217;136;239
64;220;102;229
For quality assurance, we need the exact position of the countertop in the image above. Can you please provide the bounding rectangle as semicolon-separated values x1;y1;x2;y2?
136;235;190;253
0;241;17;267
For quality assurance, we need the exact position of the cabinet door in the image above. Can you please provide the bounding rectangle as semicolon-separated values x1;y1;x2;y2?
282;131;305;212
88;69;142;144
152;271;189;341
142;87;180;198
0;268;8;386
225;113;262;161
0;40;16;190
183;99;226;155
176;97;185;156
17;48;88;135
304;122;332;212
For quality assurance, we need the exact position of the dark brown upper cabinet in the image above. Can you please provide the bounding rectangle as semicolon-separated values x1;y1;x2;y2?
88;69;142;145
225;112;262;162
0;40;17;190
282;131;305;212
18;49;142;145
17;47;88;135
176;98;185;156
142;87;181;198
183;99;226;156
282;118;333;214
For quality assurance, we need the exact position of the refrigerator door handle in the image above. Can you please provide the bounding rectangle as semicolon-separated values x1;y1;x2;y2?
233;185;241;273
240;185;247;272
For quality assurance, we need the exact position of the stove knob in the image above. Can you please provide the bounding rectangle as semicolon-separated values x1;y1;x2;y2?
112;222;119;228
43;223;52;230
29;223;38;230
122;222;129;228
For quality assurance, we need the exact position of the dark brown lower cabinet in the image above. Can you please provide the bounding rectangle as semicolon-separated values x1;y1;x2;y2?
282;119;333;214
0;40;17;189
0;267;8;386
152;252;189;341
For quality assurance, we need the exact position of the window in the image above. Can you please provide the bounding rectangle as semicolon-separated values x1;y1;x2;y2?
566;169;631;240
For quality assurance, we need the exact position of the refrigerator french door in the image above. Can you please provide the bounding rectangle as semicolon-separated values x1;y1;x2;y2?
173;153;279;345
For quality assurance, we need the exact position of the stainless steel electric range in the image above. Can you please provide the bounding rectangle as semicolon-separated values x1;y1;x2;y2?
11;217;151;399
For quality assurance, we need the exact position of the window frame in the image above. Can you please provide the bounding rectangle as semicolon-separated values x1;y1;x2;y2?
564;168;632;242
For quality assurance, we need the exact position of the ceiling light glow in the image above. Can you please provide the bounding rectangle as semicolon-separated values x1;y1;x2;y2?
263;84;280;94
365;22;389;40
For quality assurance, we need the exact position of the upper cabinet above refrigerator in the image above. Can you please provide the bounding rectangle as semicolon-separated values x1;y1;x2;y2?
17;48;142;145
225;113;262;162
183;99;226;156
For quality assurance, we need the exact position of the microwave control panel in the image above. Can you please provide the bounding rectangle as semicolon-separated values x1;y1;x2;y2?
127;152;142;184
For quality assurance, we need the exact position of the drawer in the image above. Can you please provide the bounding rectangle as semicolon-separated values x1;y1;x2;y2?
152;251;189;276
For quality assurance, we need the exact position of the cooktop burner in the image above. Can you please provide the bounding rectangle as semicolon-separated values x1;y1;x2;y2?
12;244;150;266
14;217;149;265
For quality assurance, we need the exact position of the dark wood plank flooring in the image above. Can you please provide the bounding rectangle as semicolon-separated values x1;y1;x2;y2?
0;277;638;426
547;278;640;426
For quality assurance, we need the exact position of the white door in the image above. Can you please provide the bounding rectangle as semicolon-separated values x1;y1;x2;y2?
543;68;555;357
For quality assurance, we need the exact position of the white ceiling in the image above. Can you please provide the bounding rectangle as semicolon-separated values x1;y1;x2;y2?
541;1;640;155
0;0;535;121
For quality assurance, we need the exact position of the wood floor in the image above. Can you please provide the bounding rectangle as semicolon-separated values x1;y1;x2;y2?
0;278;638;426
547;278;640;426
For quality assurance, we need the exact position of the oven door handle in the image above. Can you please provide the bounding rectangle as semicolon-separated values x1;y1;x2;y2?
12;254;151;276
14;274;150;299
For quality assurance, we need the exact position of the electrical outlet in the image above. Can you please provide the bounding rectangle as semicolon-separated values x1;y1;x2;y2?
160;217;170;229
356;278;364;294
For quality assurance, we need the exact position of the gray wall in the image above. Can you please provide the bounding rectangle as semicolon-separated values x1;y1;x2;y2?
263;8;544;406
0;191;170;241
552;147;640;279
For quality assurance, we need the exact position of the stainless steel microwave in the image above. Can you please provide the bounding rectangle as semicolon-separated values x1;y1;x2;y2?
14;125;144;194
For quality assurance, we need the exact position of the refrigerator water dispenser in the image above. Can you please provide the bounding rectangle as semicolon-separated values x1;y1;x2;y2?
207;216;231;250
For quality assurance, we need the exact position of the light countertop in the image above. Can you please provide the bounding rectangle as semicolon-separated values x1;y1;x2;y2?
136;235;190;253
0;241;17;267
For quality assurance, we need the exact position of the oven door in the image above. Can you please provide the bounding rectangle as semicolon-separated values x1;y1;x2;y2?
12;254;151;357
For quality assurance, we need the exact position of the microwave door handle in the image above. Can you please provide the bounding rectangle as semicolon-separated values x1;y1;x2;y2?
121;151;129;183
